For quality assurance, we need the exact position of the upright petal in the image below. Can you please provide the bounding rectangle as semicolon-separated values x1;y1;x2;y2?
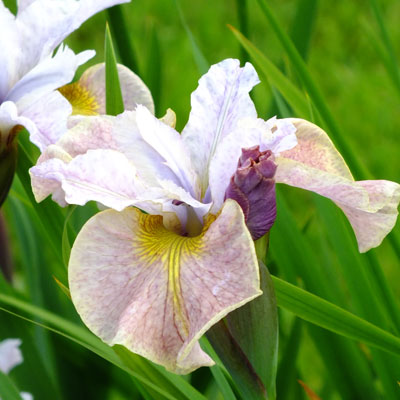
136;105;199;198
15;0;129;73
69;199;261;373
0;5;19;100
7;45;94;107
182;59;259;192
275;119;400;252
0;339;23;374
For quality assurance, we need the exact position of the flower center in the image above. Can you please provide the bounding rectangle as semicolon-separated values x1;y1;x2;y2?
59;82;99;116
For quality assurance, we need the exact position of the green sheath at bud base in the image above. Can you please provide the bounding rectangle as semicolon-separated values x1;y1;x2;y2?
0;141;17;207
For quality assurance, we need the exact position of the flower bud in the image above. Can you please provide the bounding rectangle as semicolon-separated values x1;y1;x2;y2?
0;136;18;207
224;146;277;240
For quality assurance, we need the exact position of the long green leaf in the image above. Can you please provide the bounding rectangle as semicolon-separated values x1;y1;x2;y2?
0;371;23;400
0;294;208;400
107;5;139;74
272;274;400;356
228;25;309;119
255;0;367;180
105;24;124;116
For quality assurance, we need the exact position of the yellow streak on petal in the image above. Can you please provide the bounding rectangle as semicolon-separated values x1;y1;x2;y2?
59;82;100;116
133;211;216;339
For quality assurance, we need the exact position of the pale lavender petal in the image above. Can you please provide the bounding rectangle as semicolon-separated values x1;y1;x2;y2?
69;199;261;373
21;90;72;151
7;45;94;107
0;339;23;374
0;101;36;145
275;119;400;252
0;5;19;100
77;63;154;114
338;180;400;252
38;111;193;189
30;149;144;209
182;59;260;191
136;105;199;198
15;0;129;72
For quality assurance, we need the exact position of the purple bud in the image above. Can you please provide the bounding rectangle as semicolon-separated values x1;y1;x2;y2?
224;145;277;240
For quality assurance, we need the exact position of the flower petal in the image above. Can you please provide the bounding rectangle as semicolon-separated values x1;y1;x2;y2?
7;45;94;107
15;0;129;72
275;119;400;252
30;149;144;209
38;111;195;189
0;5;19;100
69;199;261;373
21;90;72;151
136;105;199;198
0;101;36;143
75;63;154;114
182;59;259;191
0;338;23;374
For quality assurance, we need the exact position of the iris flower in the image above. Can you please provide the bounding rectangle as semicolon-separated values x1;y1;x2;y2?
0;338;32;400
30;59;400;373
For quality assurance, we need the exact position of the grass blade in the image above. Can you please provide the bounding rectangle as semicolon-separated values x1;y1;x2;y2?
0;371;23;400
272;274;400;357
174;0;209;75
105;24;124;116
107;5;140;74
228;25;310;118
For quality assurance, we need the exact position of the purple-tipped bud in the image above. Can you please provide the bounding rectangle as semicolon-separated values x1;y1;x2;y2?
224;146;277;240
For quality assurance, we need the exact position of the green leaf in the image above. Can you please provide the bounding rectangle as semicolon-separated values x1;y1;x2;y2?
62;206;77;268
368;0;400;96
0;370;24;400
0;293;208;400
254;0;367;180
272;274;400;357
107;5;139;74
207;261;278;400
225;261;278;399
174;0;209;75
200;338;237;400
228;25;310;119
105;23;124;116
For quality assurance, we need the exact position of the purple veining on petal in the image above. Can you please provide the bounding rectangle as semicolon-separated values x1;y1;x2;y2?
225;145;277;240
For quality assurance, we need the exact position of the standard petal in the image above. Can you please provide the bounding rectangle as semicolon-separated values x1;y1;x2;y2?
0;338;23;374
136;105;199;198
69;199;261;373
71;63;154;114
16;0;129;71
182;59;260;191
275;119;400;252
7;45;94;107
0;5;19;100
